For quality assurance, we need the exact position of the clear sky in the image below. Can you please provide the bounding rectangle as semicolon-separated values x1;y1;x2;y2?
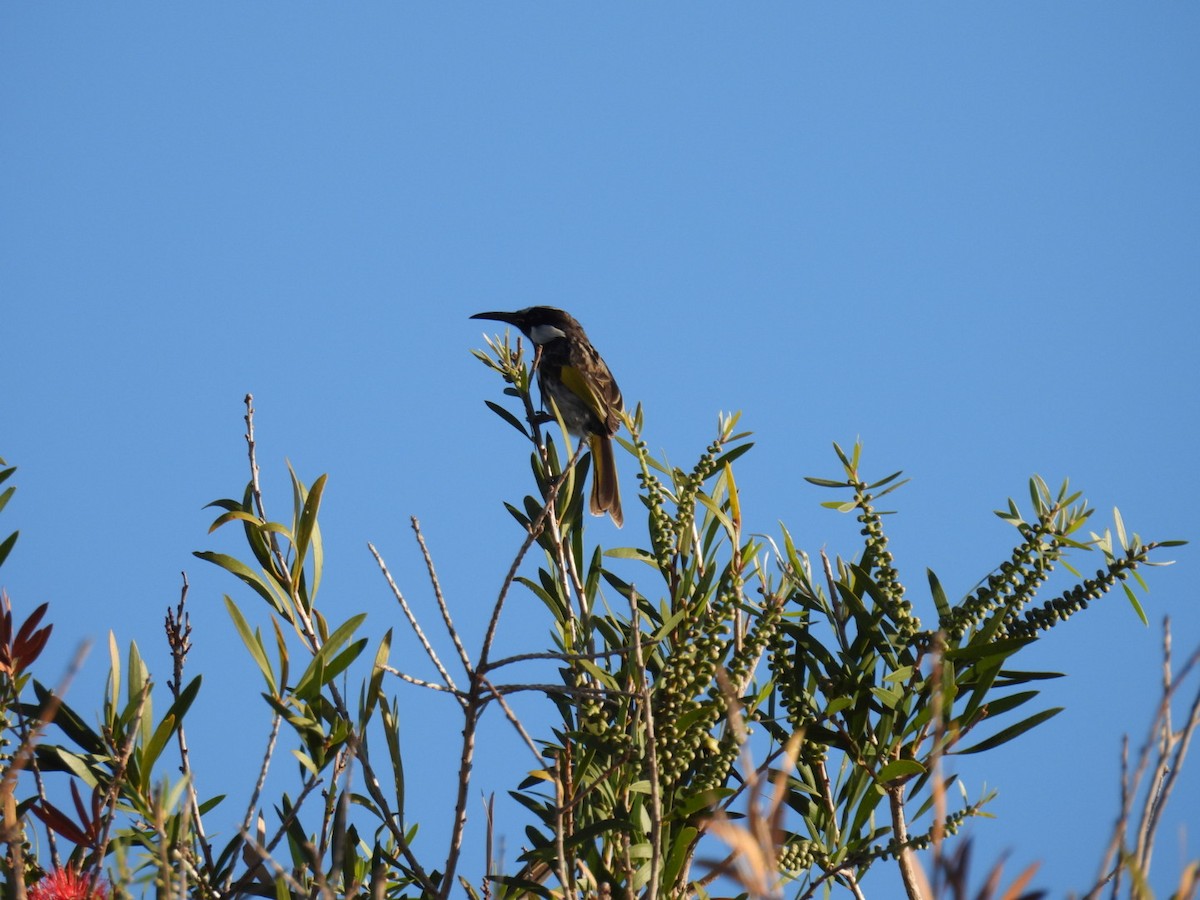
3;4;1198;896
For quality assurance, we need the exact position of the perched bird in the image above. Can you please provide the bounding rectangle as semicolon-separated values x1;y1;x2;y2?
471;306;624;527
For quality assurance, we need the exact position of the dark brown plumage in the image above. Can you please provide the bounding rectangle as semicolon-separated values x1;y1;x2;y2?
471;306;623;527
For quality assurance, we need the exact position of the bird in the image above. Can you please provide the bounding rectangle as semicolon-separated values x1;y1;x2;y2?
471;306;624;527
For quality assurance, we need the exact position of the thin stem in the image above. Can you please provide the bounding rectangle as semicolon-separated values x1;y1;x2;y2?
166;573;213;871
378;665;465;697
888;783;925;900
411;517;473;674
631;589;662;900
243;395;294;597
369;541;459;697
227;711;282;893
440;685;481;900
93;680;152;873
478;674;542;762
478;454;577;672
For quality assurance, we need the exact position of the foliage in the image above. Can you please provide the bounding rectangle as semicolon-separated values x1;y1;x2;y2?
0;334;1193;900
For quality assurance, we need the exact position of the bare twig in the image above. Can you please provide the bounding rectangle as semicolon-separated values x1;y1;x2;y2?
483;642;651;673
1085;618;1200;900
433;457;583;899
477;675;541;762
888;782;929;900
369;541;459;697
412;517;473;674
226;709;282;893
478;451;580;672
92;679;152;872
165;573;213;871
442;687;482;900
224;776;325;897
243;395;294;598
378;665;465;696
553;742;575;898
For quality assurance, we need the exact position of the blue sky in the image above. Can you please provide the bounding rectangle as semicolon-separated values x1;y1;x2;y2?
3;4;1198;896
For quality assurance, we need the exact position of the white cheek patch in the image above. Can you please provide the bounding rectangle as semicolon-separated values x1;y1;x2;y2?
529;323;567;344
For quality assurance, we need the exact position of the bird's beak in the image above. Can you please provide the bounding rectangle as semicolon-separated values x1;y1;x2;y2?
470;310;521;326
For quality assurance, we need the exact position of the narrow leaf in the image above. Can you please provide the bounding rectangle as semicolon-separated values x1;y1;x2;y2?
0;531;18;569
224;597;276;690
877;759;925;783
1123;584;1149;626
956;707;1063;754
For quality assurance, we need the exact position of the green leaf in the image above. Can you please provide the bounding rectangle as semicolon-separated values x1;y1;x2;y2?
1113;506;1128;551
28;687;99;757
993;668;1063;686
167;675;203;723
711;441;754;471
560;817;636;849
362;629;392;727
107;631;122;725
695;492;736;537
0;530;18;570
292;614;367;701
324;613;368;658
206;509;264;533
1123;583;1149;626
826;696;854;715
927;569;950;620
224;597;276;690
603;546;659;565
140;712;179;780
290;471;327;595
195;551;290;617
871;686;903;709
960;657;1003;725
956;707;1063;754
804;476;850;488
945;636;1035;664
867;470;905;489
294;654;327;703
877;759;925;783
662;824;698;888
484;400;529;436
323;638;369;686
47;747;102;787
975;689;1038;719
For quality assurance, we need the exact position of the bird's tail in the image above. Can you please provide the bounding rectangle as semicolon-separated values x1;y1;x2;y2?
588;434;623;528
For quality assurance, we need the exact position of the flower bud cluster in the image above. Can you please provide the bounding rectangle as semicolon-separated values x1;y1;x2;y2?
854;487;920;642
1007;546;1152;638
940;521;1065;640
778;838;820;876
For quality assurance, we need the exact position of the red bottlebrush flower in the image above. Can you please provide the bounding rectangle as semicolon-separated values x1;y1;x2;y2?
27;869;109;900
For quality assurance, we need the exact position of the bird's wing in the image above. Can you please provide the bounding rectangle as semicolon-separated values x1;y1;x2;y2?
559;364;613;431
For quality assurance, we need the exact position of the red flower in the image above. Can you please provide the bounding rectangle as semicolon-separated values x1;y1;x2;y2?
27;869;109;900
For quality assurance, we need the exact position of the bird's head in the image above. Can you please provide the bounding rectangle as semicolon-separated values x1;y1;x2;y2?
471;306;581;345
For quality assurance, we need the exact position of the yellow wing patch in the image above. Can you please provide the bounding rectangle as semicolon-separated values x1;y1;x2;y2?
559;365;606;423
